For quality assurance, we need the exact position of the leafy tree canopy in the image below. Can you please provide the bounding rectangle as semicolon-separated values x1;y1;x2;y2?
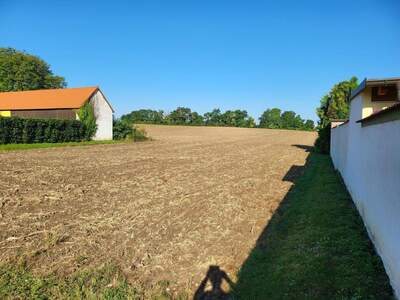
204;109;222;125
167;107;197;125
120;109;165;124
259;108;314;131
259;108;282;129
314;76;358;153
316;76;358;127
220;110;253;127
0;47;66;92
303;119;315;131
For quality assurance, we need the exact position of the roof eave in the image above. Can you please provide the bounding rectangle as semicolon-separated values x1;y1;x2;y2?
349;78;367;101
349;77;400;101
97;88;115;113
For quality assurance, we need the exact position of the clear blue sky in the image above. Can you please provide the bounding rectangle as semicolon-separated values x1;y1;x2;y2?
1;0;399;121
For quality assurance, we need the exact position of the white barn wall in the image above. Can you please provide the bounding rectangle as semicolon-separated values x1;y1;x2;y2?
90;91;113;140
331;93;400;297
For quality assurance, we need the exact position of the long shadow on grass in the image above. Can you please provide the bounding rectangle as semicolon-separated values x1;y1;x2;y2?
194;147;393;300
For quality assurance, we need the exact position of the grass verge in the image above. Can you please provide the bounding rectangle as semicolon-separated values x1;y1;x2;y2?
0;264;138;299
0;140;128;151
0;263;188;300
232;153;393;299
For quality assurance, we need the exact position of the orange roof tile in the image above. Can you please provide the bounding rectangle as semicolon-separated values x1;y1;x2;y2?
0;87;98;110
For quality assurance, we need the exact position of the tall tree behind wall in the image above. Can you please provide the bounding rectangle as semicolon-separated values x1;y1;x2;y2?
315;77;358;153
316;77;358;127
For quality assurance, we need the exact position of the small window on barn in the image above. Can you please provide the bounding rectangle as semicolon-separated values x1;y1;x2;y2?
371;85;399;102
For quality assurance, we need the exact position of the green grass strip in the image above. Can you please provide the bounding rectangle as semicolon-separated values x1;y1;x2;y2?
0;264;141;300
233;153;393;299
0;140;127;151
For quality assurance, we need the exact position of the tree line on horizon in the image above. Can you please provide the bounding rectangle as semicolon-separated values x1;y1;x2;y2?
120;107;315;130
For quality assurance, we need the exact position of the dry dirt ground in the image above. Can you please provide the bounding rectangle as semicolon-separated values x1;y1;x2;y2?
0;125;316;295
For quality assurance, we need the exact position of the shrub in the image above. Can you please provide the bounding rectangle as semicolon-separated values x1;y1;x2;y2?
78;102;97;140
113;119;149;141
314;123;331;154
132;126;148;141
113;119;133;140
0;117;85;144
33;119;46;143
11;118;24;144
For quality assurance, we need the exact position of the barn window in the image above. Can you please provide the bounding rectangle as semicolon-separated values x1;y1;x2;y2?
371;85;399;102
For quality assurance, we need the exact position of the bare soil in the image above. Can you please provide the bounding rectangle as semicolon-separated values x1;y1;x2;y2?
0;125;316;295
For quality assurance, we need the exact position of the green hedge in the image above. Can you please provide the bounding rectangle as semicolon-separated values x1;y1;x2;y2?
314;123;331;154
0;117;85;144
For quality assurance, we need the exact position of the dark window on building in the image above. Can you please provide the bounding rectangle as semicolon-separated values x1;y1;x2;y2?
371;85;399;102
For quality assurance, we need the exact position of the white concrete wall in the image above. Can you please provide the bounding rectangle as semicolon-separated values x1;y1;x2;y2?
331;93;400;297
330;122;348;173
90;90;113;140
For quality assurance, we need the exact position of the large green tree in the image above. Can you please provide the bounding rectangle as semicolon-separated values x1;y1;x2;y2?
280;111;304;129
303;119;315;131
259;108;282;128
316;77;358;127
246;116;256;128
121;109;165;124
190;111;204;125
259;108;313;130
315;76;359;153
0;47;66;92
220;110;252;127
166;107;204;125
204;108;222;126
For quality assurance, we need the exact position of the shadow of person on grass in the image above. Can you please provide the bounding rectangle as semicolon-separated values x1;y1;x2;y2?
193;265;234;300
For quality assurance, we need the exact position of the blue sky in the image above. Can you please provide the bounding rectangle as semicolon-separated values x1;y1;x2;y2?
1;0;399;121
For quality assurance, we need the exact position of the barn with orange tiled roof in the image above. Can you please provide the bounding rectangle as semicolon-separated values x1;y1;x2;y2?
0;86;114;140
